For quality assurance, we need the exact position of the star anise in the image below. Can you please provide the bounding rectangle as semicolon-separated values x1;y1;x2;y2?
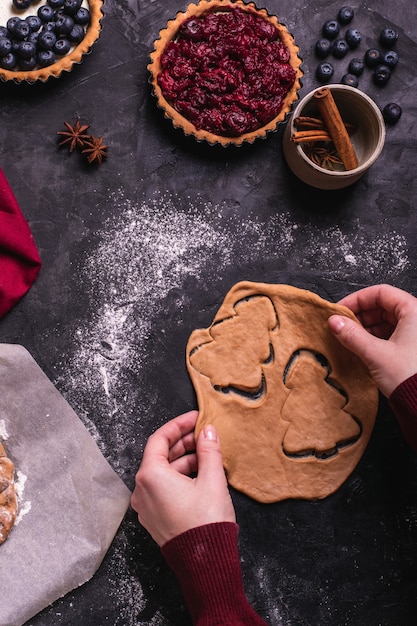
57;119;91;152
302;142;344;171
81;135;108;165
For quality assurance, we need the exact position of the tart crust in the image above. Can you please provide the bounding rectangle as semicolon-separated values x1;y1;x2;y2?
149;0;303;146
0;0;104;84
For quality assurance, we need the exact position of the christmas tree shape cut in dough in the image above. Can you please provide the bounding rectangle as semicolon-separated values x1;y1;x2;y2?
282;350;361;459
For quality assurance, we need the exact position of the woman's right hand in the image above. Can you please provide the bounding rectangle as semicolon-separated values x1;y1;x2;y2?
328;284;417;397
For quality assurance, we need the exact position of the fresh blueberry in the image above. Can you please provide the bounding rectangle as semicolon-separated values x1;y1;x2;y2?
63;0;83;16
0;38;12;57
47;0;65;8
348;57;365;76
16;40;36;60
379;27;398;48
364;48;383;68
0;27;8;39
38;6;55;23
341;73;359;87
382;50;399;69
37;49;56;66
53;37;71;55
26;16;42;33
316;61;334;82
6;17;21;35
68;24;85;44
382;102;402;125
18;56;37;71
315;38;331;58
74;8;91;26
337;6;354;24
0;52;17;70
322;20;340;40
332;38;349;58
38;29;57;50
11;19;30;41
54;14;74;36
28;32;40;45
373;64;391;86
12;0;31;9
345;27;362;49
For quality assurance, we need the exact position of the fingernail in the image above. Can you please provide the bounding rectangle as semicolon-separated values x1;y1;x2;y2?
204;425;218;442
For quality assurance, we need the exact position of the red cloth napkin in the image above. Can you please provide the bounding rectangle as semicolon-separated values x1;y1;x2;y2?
0;169;41;318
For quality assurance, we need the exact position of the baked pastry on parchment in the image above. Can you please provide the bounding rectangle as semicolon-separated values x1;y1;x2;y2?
0;441;17;544
186;281;378;503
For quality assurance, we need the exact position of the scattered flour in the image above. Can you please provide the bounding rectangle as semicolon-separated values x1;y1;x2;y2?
14;470;31;525
0;419;9;440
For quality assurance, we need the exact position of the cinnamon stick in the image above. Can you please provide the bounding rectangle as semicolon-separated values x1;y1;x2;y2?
313;87;358;170
292;130;333;143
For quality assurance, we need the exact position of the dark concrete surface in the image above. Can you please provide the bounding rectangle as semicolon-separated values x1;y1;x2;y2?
0;0;416;624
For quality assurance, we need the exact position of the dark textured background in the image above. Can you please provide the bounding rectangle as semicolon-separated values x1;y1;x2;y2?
0;0;417;624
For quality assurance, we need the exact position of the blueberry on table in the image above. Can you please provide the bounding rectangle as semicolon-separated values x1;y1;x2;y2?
338;6;354;25
364;48;383;68
348;57;365;75
379;27;398;47
382;50;399;69
382;102;402;125
373;64;391;86
315;38;331;58
0;27;8;39
332;38;349;58
341;73;359;87
345;27;362;49
322;20;340;40
316;61;334;82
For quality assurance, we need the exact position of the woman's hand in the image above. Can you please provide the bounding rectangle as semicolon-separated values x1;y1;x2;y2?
328;284;417;397
131;410;236;546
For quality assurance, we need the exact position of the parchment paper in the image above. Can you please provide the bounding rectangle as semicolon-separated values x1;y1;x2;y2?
0;344;132;626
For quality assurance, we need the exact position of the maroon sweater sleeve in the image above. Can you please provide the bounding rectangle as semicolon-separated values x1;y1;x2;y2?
389;373;417;453
161;522;268;626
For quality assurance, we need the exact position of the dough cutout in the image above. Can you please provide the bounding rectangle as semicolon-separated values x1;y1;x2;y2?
187;281;379;503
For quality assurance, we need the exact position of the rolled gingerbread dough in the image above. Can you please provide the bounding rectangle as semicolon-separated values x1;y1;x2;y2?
186;281;379;502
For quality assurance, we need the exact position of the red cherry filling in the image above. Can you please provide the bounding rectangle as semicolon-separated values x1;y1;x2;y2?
157;7;297;137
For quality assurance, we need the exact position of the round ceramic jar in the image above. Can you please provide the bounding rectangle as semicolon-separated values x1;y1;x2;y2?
282;84;386;190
